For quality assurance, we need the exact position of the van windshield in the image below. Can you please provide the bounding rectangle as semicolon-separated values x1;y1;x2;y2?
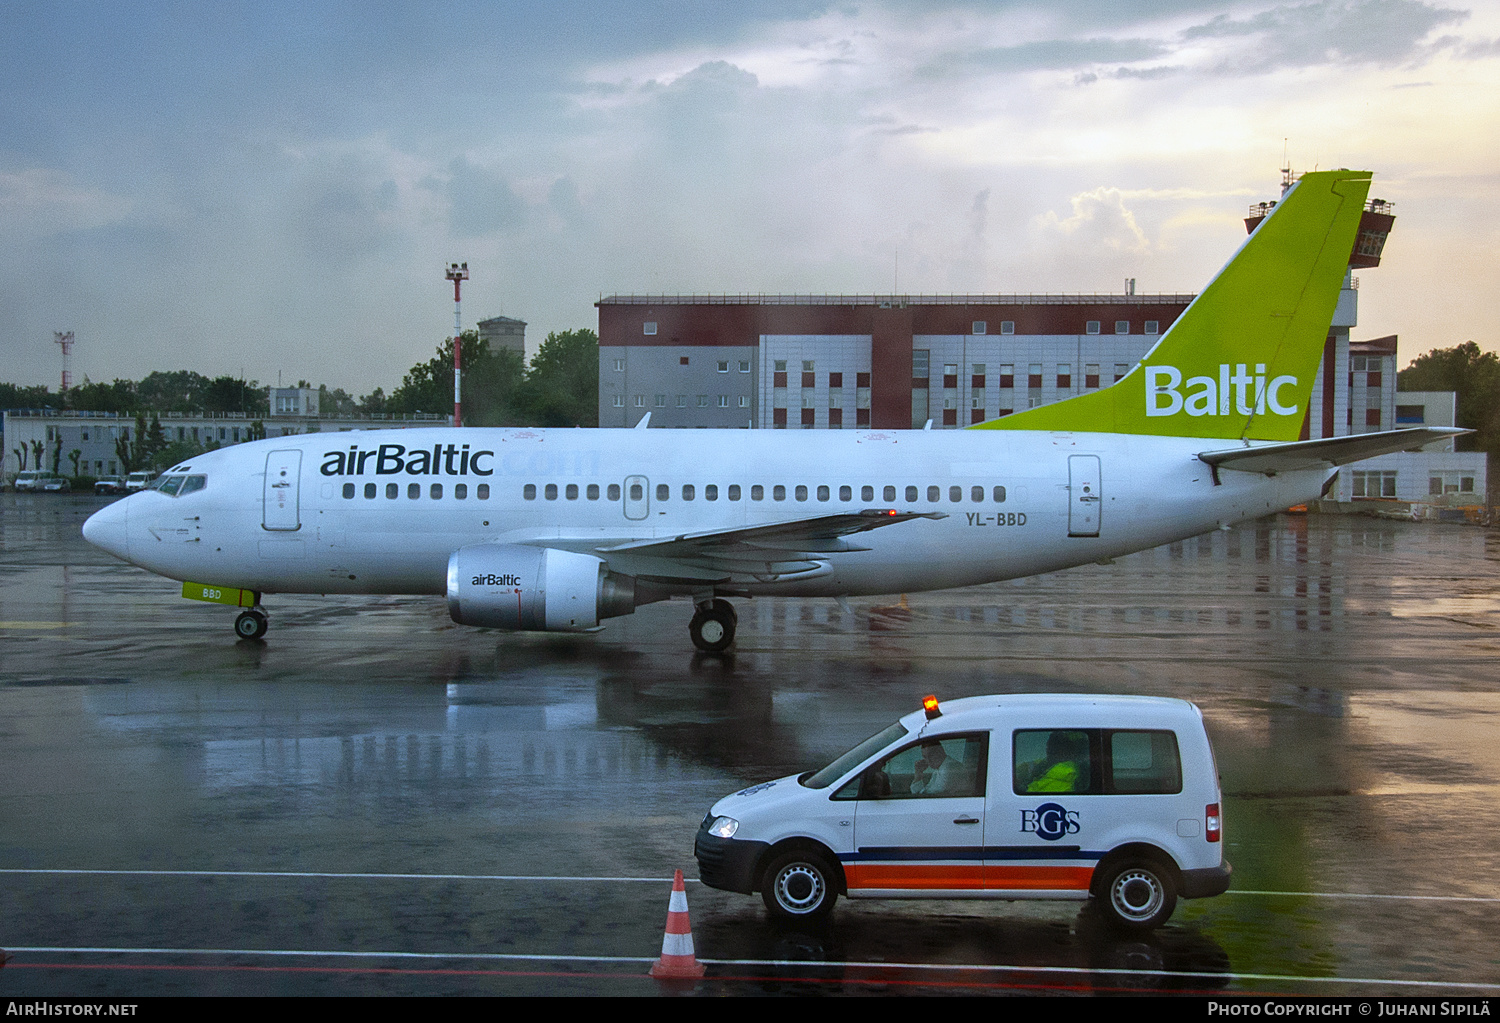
801;721;910;789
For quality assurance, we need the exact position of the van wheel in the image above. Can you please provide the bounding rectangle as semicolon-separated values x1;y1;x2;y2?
1099;860;1176;931
761;849;838;922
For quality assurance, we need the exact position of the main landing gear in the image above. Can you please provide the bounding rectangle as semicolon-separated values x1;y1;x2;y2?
234;607;268;640
689;598;736;653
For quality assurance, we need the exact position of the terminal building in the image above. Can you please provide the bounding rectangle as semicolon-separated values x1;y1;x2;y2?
596;185;1485;510
3;387;446;481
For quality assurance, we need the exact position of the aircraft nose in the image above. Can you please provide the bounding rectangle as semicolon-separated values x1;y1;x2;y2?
82;497;130;561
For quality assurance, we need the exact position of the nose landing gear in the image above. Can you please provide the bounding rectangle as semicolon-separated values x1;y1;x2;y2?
234;607;268;640
689;598;736;653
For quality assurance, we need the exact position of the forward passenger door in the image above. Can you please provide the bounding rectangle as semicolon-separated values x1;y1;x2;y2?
847;732;989;894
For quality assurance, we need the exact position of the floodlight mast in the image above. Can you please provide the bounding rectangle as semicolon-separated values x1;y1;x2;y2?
54;331;75;393
445;262;469;427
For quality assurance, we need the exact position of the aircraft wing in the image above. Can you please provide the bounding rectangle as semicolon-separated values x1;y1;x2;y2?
1198;427;1467;475
595;509;946;559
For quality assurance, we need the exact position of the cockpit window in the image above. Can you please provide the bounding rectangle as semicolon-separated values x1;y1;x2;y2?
154;474;207;497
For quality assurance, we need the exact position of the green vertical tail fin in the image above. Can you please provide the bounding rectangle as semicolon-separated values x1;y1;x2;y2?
971;169;1371;441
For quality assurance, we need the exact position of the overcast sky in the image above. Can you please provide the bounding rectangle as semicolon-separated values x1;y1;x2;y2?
3;0;1498;395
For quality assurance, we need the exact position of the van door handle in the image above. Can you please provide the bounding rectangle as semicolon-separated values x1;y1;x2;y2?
953;816;981;825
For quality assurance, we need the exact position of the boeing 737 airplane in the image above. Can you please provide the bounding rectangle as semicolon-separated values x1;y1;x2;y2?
83;170;1458;650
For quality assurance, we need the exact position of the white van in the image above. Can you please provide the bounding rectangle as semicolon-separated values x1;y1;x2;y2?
694;694;1229;931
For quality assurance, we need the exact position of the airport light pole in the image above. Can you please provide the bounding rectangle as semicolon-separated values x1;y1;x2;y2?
54;331;74;394
446;262;469;427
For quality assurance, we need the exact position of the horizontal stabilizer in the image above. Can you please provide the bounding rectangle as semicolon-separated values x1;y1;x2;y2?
1199;428;1467;475
596;509;945;558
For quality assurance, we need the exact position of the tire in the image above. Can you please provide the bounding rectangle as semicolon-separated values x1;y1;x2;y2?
1098;859;1177;931
689;603;736;653
235;610;268;640
760;849;838;922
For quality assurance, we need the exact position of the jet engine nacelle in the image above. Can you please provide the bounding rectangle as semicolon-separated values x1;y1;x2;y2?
446;543;636;632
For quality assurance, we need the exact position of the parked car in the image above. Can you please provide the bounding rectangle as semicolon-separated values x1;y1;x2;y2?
40;476;71;493
95;476;127;495
11;471;45;492
125;471;155;492
695;693;1229;931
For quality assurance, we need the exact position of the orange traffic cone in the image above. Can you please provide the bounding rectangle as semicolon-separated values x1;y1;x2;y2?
649;868;706;979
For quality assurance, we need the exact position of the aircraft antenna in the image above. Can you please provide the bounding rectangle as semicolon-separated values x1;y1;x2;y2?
53;331;74;394
446;262;469;428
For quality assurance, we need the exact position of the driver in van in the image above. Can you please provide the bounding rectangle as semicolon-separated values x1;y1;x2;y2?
910;739;962;795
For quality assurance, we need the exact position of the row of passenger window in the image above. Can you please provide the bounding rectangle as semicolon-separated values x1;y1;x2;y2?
344;482;491;500
522;482;1009;504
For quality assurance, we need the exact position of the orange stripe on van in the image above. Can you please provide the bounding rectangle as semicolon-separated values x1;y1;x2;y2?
843;864;1093;891
987;865;1094;891
843;864;987;890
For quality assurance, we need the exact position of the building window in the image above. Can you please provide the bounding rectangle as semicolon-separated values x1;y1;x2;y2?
697;395;709;407
1028;364;1042;389
634;395;645;407
1115;320;1129;334
1085;364;1100;388
1115;363;1129;382
644;322;657;335
1145;320;1159;335
1057;364;1071;388
972;321;987;335
614;358;625;371
803;361;815;372
1001;321;1015;335
829;372;843;388
801;371;815;388
718;395;729;408
679;356;689;365
1352;471;1397;499
655;395;666;407
677;395;687;407
739;360;750;372
718;361;729;372
738;396;748;407
801;408;815;426
773;408;787;427
1396;405;1426;424
1086;321;1101;335
1366;408;1381;427
999;364;1014;388
856;409;870;426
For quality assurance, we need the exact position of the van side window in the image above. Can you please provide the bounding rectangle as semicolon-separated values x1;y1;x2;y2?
1106;730;1182;794
860;733;988;800
1013;730;1097;794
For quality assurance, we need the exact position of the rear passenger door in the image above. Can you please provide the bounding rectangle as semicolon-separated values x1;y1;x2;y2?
847;732;989;894
988;727;1186;894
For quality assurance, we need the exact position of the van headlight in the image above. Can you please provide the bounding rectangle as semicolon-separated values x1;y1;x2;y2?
708;816;739;839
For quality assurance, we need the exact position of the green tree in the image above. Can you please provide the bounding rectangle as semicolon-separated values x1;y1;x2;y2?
201;376;267;415
1398;342;1500;455
65;378;137;413
0;382;54;409
519;329;599;427
388;331;526;426
137;370;212;412
68;449;82;477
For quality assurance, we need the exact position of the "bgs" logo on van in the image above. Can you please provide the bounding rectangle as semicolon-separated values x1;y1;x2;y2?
1020;803;1080;841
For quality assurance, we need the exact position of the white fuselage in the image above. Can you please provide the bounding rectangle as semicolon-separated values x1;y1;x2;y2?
86;426;1327;600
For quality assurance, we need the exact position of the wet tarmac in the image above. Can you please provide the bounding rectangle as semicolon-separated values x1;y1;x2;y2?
1;491;1498;996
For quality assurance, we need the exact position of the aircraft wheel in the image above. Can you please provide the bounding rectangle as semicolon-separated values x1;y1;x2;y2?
689;602;735;652
710;598;737;623
235;609;268;640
